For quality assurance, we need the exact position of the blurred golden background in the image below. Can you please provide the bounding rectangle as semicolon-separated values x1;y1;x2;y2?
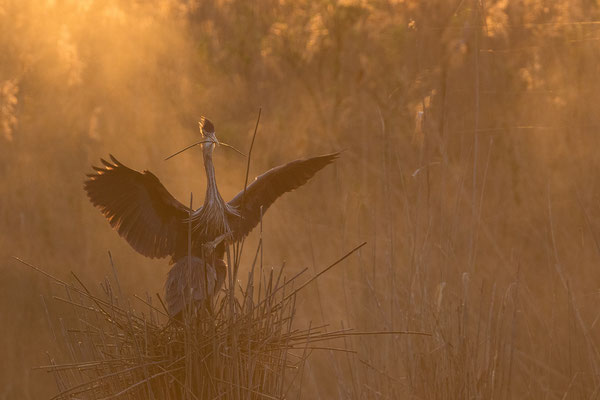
3;0;600;398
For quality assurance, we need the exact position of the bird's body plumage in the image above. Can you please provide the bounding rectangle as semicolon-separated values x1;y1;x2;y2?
84;118;338;316
165;256;227;317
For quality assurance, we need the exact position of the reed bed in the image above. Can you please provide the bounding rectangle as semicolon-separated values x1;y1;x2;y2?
14;242;403;399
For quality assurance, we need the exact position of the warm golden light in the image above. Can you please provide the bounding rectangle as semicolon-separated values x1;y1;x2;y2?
3;0;600;398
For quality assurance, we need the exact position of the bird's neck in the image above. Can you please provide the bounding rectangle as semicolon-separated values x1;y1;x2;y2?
203;148;223;206
195;146;238;240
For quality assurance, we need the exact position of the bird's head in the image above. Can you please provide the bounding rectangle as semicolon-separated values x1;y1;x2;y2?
199;116;219;150
164;117;245;161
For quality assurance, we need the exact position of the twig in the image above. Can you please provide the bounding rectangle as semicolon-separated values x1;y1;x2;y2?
283;242;367;301
234;108;262;268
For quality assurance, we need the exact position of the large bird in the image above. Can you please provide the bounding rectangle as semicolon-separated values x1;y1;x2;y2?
84;117;338;316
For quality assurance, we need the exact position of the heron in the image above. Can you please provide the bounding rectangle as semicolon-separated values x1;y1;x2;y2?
84;117;338;316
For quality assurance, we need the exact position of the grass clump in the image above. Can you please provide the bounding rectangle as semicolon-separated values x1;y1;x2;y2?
18;243;382;399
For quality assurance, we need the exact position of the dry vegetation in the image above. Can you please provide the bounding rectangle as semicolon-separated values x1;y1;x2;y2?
15;243;376;399
3;0;600;398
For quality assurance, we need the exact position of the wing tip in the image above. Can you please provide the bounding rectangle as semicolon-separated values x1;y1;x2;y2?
313;151;340;167
326;151;341;161
109;154;123;166
85;154;127;182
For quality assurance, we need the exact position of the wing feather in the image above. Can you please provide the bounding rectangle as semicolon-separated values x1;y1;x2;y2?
84;155;189;259
228;152;339;240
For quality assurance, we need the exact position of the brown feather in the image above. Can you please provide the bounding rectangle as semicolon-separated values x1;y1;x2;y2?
84;155;190;259
228;152;339;240
165;256;226;317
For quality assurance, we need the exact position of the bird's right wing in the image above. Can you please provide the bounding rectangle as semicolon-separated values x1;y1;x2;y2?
84;155;190;259
227;152;339;240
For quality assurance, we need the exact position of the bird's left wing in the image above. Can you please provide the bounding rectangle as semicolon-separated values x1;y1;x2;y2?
227;152;339;240
84;155;190;259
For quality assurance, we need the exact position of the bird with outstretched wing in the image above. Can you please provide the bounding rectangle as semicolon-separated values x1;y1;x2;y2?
84;117;338;316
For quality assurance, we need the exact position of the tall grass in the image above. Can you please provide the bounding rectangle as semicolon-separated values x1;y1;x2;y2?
16;242;400;398
5;0;600;398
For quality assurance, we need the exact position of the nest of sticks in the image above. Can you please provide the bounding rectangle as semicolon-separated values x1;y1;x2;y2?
20;243;368;399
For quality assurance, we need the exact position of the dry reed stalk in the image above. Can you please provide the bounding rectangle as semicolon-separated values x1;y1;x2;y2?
16;241;427;399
